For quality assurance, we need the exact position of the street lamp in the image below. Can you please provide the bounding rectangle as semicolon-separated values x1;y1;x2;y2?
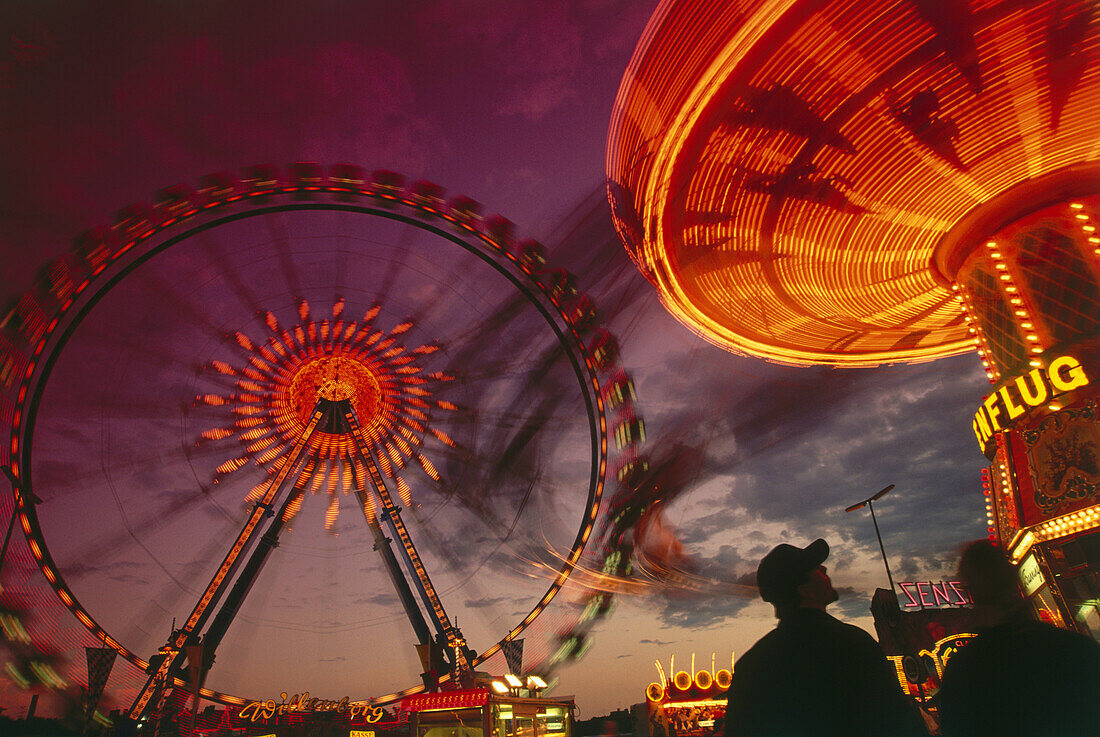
845;484;897;596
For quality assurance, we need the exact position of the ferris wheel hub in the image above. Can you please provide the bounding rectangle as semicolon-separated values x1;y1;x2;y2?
287;354;383;434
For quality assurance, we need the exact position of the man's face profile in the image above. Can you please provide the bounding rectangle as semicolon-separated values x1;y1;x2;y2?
797;565;839;609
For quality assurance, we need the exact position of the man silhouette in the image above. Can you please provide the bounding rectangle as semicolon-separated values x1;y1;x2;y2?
937;540;1100;736
724;539;925;737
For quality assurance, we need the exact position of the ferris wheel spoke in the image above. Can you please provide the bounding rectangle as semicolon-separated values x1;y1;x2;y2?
332;238;351;305
104;516;256;646
443;293;531;360
370;223;419;310
129;266;237;338
42;483;234;580
408;470;540;580
262;211;305;300
445;337;570;397
51;324;200;385
194;230;268;317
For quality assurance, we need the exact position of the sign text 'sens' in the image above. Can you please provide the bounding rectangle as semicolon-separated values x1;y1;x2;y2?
898;581;972;608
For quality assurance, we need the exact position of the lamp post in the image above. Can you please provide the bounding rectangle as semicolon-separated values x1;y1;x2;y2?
845;484;897;596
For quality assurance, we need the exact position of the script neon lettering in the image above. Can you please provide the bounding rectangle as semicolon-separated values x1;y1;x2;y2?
240;701;278;722
238;691;370;723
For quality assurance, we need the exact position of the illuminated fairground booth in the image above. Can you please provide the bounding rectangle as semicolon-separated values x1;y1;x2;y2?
638;655;731;737
606;0;1100;647
402;684;573;737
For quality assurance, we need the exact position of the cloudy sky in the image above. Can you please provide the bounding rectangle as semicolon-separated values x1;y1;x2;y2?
0;0;991;721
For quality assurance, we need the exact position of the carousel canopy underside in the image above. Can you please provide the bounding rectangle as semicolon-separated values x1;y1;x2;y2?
607;0;1100;366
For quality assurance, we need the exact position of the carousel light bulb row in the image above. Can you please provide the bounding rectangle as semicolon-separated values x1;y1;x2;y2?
982;467;996;539
952;282;998;383
1033;505;1100;540
1072;202;1100;256
986;239;1045;360
1013;504;1100;562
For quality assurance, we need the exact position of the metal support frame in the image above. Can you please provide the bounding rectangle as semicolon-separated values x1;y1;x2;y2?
126;393;475;727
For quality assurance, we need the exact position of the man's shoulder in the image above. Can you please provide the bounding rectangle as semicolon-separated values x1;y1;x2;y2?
737;627;782;659
833;615;879;639
985;620;1100;657
765;611;884;655
814;611;882;647
948;620;1100;675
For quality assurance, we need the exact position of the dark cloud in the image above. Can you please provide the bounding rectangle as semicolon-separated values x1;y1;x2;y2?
464;596;513;610
832;590;876;621
368;591;400;607
680;355;988;548
655;591;754;631
576;324;991;618
677;509;743;547
105;571;151;586
414;1;648;123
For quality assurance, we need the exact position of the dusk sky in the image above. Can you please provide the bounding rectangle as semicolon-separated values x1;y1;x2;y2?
0;0;991;721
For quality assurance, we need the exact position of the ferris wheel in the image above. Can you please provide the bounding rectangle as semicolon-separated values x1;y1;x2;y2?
0;163;646;718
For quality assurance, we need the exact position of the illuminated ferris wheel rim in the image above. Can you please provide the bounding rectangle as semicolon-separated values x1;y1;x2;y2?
4;170;622;707
607;0;1100;367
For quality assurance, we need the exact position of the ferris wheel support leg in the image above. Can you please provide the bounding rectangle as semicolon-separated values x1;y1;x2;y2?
123;402;328;726
199;483;303;667
342;404;476;684
355;492;439;684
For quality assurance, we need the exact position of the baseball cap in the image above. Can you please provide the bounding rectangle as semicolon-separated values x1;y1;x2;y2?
757;538;830;603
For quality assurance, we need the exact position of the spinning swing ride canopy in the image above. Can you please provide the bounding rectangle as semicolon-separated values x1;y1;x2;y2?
607;0;1100;367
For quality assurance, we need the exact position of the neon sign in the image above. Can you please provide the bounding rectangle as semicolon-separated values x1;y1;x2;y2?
972;355;1090;450
888;633;977;701
237;691;385;724
898;581;972;608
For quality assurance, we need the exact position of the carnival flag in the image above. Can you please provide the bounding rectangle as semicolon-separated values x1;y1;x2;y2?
500;638;523;676
185;643;206;732
84;646;116;729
